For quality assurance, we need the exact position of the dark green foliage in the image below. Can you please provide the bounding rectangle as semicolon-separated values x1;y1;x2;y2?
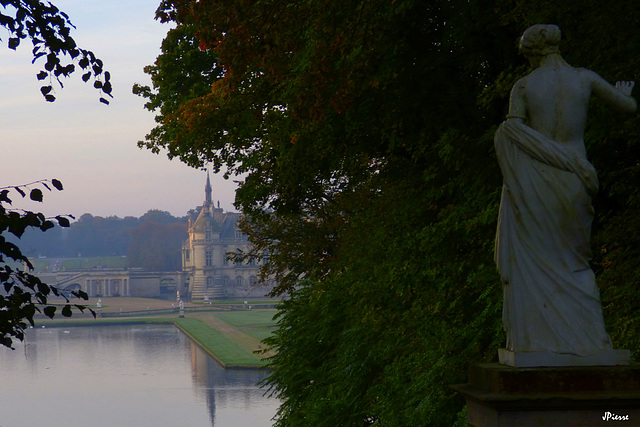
145;0;640;424
260;162;503;425
0;0;112;102
0;181;93;349
132;22;221;164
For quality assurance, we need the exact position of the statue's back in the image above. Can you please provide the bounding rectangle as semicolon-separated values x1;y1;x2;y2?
523;66;591;152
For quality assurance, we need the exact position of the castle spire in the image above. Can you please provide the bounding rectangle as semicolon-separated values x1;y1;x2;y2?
204;170;212;207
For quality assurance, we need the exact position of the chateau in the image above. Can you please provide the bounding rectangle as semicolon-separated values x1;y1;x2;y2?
182;173;267;300
30;173;270;302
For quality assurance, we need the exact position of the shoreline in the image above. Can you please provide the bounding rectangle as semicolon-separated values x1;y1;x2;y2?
34;297;277;369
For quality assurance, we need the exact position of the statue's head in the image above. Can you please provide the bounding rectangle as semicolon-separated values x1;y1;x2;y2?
519;24;562;67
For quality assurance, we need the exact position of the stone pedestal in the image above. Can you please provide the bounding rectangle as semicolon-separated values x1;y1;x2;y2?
499;348;630;368
451;363;640;426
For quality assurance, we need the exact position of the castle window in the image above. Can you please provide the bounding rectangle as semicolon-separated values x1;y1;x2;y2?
205;230;212;240
185;249;190;260
236;276;244;287
249;276;257;286
235;229;243;240
206;250;212;267
207;276;214;288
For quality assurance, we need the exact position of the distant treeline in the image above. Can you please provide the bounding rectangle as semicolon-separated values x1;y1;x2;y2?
14;209;197;271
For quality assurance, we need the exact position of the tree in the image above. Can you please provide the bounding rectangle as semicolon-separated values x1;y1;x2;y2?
127;220;187;271
1;0;114;348
65;214;135;257
132;21;221;165
139;209;182;224
13;210;188;262
0;0;112;103
140;1;640;424
0;181;92;348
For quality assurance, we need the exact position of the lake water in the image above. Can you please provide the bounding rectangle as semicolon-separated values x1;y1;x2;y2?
0;324;279;427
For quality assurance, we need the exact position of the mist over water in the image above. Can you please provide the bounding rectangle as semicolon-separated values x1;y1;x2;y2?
0;324;278;427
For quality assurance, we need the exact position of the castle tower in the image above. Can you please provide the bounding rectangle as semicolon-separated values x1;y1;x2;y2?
182;170;265;301
205;171;212;206
184;171;224;300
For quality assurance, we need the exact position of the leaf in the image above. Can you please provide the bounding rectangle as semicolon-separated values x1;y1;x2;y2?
36;71;48;80
0;189;11;203
51;179;63;191
37;282;50;295
40;85;52;96
61;305;73;317
43;306;56;319
99;97;110;105
72;290;89;300
7;220;27;238
41;221;55;231
56;216;70;227
62;64;75;75
45;94;56;102
82;72;91;82
30;188;43;202
8;37;19;50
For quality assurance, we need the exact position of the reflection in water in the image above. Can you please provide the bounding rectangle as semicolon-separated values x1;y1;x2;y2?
189;341;276;426
0;324;278;427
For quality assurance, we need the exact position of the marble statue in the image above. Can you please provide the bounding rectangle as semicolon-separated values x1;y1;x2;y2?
494;24;636;366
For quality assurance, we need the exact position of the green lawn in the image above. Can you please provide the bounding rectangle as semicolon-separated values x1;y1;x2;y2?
31;259;52;272
212;310;278;341
60;257;128;270
28;256;128;273
175;318;266;367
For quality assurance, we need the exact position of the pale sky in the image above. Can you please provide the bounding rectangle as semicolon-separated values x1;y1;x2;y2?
0;0;239;219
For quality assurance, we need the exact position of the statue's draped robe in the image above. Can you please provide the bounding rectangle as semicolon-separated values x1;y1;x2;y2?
494;120;612;355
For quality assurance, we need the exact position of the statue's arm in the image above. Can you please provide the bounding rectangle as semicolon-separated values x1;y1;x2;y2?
589;70;637;113
506;78;527;121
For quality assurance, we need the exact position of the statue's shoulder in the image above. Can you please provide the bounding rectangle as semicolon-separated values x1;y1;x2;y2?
515;75;529;86
575;67;599;81
511;75;528;93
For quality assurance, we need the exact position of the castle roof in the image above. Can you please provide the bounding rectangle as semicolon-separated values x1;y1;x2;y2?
190;170;242;239
193;205;221;231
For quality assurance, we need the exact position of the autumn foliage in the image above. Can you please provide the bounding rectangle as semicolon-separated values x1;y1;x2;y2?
140;1;640;425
